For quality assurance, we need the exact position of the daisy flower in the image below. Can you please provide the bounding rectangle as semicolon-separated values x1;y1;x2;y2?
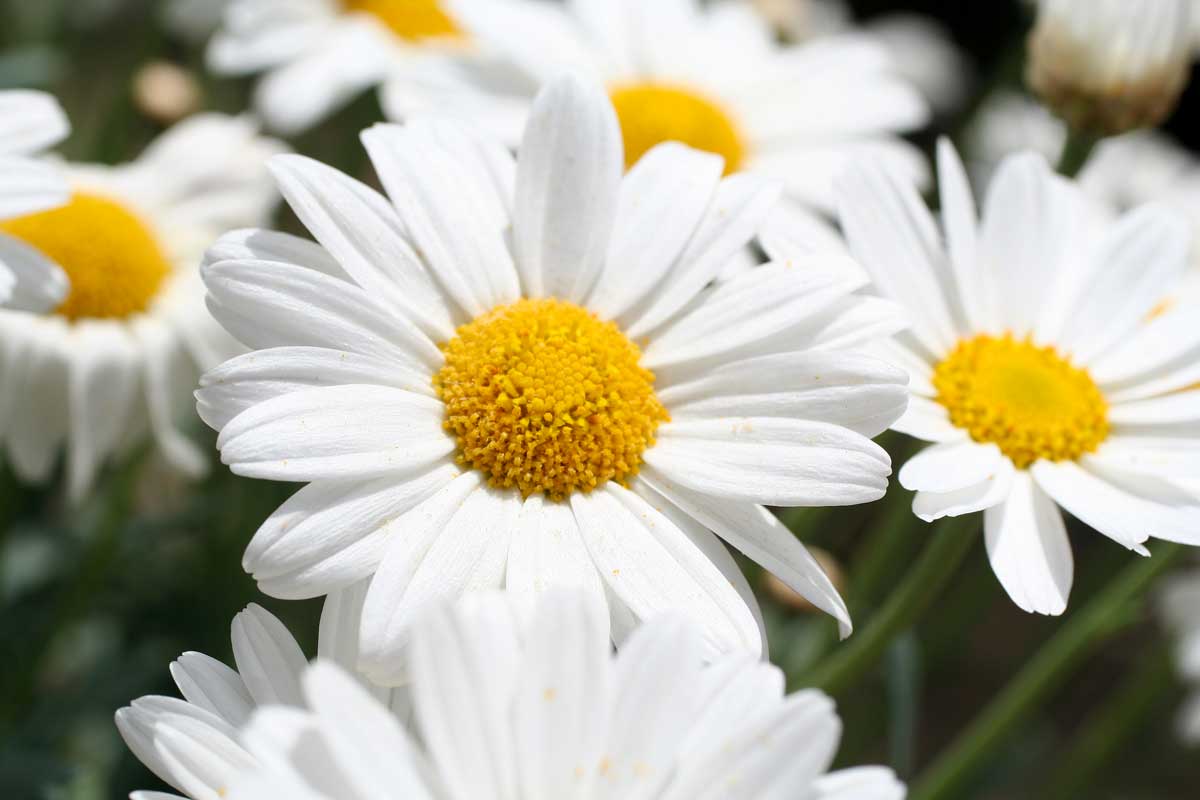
386;0;929;222
1161;569;1200;744
0;90;70;311
207;0;468;135
117;583;404;800
836;139;1200;616
228;589;906;800
196;76;907;682
1027;0;1193;134
0;114;285;500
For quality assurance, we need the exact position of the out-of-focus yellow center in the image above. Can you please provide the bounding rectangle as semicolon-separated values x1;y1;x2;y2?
434;298;669;500
610;82;744;175
341;0;461;41
933;334;1110;469
0;192;170;321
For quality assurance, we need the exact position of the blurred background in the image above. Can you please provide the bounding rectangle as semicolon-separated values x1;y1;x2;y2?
0;0;1197;797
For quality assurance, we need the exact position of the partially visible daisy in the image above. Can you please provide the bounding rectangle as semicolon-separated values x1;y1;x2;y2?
0;114;285;500
117;583;405;799
1161;569;1200;745
0;90;70;311
837;139;1200;616
1028;0;1193;134
197;76;907;682
208;0;469;135
387;0;929;221
229;589;906;800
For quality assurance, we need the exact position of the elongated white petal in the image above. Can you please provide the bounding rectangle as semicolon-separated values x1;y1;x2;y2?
513;75;621;303
984;471;1073;616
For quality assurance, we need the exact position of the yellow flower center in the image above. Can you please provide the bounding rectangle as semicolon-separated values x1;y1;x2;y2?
933;334;1110;469
434;298;669;500
0;192;170;321
609;82;744;175
341;0;461;41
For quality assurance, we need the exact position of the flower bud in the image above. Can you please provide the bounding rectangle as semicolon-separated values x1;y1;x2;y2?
133;61;202;125
1027;0;1192;136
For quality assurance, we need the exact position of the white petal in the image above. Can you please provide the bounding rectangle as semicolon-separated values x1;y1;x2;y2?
0;156;70;221
899;440;1006;493
245;464;458;598
1060;204;1190;365
504;494;607;625
891;396;963;443
169;653;254;728
202;228;346;279
152;711;257;800
197;345;432;432
659;350;908;439
983;471;1073;616
912;461;1014;523
640;467;852;638
65;322;141;502
513;76;621;302
813;767;906;800
2;318;69;482
216;384;453;482
624;173;781;339
835;157;958;355
0;90;70;156
512;588;611;800
569;485;760;656
203;257;442;367
266;153;454;339
130;317;209;480
1031;460;1174;552
230;604;307;707
936;138;988;331
409;594;523;800
586;143;724;320
302;662;433;798
362;123;519;316
642;261;865;376
646;418;890;507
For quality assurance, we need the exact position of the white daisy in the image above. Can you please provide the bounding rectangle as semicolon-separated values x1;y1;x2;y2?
385;0;929;221
1027;0;1193;134
1162;569;1200;745
117;583;406;800
207;0;469;135
0;114;285;500
228;589;906;800
836;139;1200;616
196;76;908;682
0;90;70;311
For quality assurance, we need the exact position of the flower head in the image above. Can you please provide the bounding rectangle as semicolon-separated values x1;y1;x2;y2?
1027;0;1193;135
0;114;285;499
226;589;905;800
196;76;909;679
837;138;1200;616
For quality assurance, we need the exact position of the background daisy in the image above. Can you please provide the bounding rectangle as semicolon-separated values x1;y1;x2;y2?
1161;569;1200;745
117;583;405;800
0;90;70;312
0;114;285;500
197;76;907;681
229;589;906;800
385;0;929;225
208;0;468;135
836;139;1200;615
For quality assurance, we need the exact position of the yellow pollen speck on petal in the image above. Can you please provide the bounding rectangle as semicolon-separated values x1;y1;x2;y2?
0;192;170;321
341;0;461;41
434;298;669;501
609;82;744;175
933;334;1110;469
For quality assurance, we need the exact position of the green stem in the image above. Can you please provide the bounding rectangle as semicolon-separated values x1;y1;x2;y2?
1040;646;1178;800
1056;129;1100;178
797;514;978;696
911;542;1186;800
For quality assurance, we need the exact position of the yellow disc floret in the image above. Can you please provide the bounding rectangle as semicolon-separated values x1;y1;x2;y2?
341;0;461;41
0;192;170;321
610;83;745;175
434;298;669;500
933;334;1110;469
